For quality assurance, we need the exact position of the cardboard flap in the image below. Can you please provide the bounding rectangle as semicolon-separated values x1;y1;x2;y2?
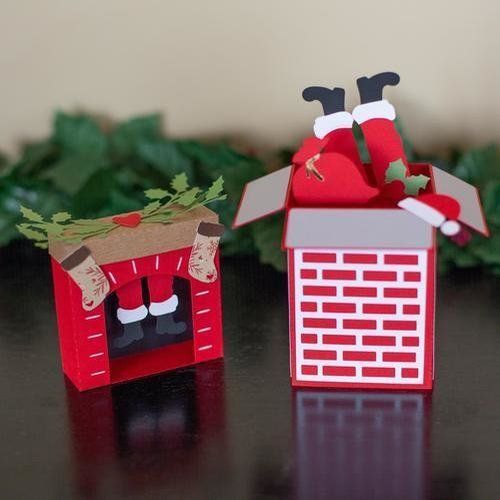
233;166;293;227
431;166;489;236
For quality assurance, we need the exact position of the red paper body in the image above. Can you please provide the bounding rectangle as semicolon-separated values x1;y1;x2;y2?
51;246;223;391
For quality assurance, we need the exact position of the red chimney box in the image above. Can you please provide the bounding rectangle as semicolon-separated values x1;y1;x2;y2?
49;206;223;391
234;164;487;390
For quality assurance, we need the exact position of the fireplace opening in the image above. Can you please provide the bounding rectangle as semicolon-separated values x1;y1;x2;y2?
105;275;193;360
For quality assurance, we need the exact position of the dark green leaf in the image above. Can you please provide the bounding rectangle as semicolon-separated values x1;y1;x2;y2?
54;112;106;156
251;214;286;271
71;168;118;216
42;155;107;195
138;140;192;178
110;114;161;157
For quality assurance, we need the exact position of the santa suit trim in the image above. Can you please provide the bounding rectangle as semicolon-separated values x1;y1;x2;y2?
398;198;446;227
440;220;461;236
352;99;396;124
314;111;353;139
117;305;148;324
149;294;178;316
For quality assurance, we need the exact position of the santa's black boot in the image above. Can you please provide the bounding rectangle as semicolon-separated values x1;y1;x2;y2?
155;313;186;336
302;86;345;114
356;72;400;104
302;86;353;139
114;321;144;348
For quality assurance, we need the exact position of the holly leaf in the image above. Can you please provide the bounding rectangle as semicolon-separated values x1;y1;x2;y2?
205;176;224;200
404;174;430;195
177;188;200;206
51;212;72;223
16;224;47;242
20;205;44;222
385;159;430;196
144;188;169;200
171;173;189;193
385;160;407;183
143;200;161;215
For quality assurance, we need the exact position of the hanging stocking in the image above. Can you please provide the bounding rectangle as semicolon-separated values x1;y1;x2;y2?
188;222;224;283
61;246;110;311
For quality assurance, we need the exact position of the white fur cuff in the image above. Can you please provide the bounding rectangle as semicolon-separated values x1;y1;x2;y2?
313;111;353;139
149;294;178;316
352;100;396;124
117;305;148;324
398;198;445;227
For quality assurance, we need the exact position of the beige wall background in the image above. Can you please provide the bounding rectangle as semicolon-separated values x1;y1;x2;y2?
1;0;499;158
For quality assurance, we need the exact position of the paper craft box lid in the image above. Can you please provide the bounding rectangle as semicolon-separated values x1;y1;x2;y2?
49;205;218;265
233;164;488;236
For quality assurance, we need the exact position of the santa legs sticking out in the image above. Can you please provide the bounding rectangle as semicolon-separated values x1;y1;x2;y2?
298;72;464;233
303;72;409;188
112;274;186;348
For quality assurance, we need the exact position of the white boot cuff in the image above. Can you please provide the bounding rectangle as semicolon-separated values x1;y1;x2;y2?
117;305;148;324
149;294;178;317
352;100;396;124
313;111;353;139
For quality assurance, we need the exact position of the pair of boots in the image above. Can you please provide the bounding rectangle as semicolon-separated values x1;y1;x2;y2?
114;295;187;349
303;71;400;129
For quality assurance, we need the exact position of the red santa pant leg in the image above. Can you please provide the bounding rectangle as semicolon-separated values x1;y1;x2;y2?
313;110;371;182
147;274;178;317
352;100;409;187
114;274;177;324
115;279;148;325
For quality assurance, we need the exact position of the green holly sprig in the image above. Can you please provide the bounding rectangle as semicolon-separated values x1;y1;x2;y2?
17;173;226;249
385;159;430;195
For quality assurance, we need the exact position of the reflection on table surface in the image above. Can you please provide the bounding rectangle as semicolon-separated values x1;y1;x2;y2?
65;360;226;499
293;391;431;500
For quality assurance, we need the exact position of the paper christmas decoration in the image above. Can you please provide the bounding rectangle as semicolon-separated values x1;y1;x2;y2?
234;72;489;390
18;176;226;391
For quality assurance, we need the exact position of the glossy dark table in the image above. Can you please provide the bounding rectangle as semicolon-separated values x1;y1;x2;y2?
0;242;499;499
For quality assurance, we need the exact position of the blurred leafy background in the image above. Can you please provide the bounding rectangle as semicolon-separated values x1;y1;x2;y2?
0;112;498;274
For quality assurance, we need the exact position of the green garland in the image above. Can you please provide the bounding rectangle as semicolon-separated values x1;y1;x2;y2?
17;173;226;248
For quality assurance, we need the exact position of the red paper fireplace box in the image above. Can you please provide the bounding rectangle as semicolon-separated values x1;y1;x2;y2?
49;206;224;391
234;165;487;390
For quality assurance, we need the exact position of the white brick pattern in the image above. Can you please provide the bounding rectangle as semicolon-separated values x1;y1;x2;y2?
293;248;428;386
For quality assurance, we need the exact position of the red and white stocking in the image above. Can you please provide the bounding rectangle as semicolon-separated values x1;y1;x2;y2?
61;246;110;311
188;222;224;283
